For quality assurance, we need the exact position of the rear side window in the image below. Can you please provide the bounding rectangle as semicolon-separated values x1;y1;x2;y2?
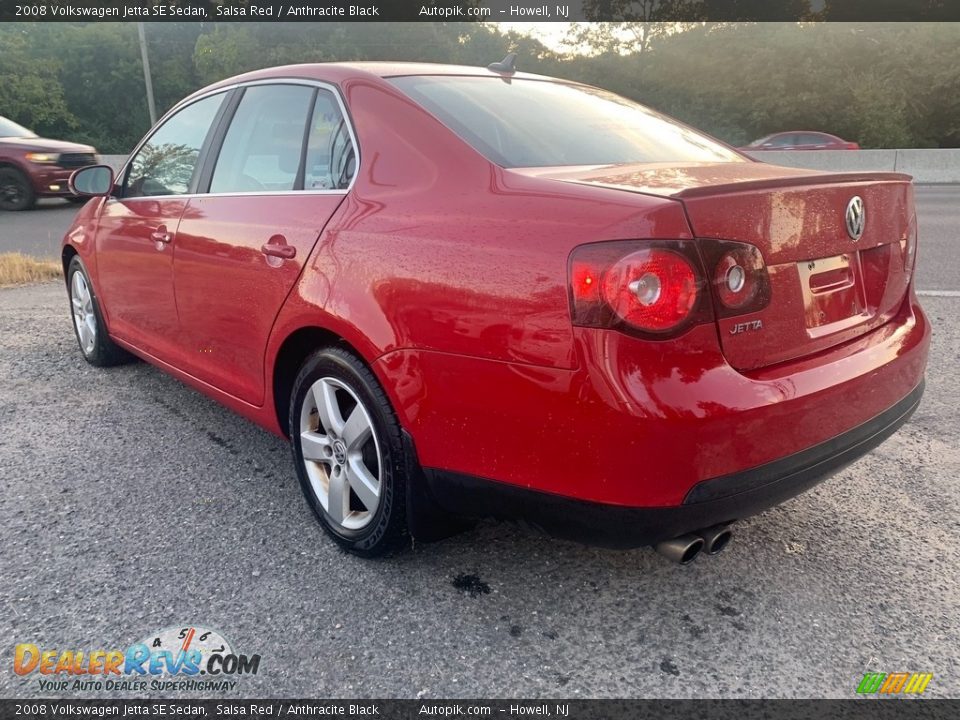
304;91;356;190
125;92;225;198
210;85;315;194
389;76;742;168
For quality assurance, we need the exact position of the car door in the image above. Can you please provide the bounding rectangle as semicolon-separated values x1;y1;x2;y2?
95;92;229;359
173;82;356;405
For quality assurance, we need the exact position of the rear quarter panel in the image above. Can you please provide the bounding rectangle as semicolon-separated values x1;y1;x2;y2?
271;77;693;364
267;75;694;433
267;78;691;444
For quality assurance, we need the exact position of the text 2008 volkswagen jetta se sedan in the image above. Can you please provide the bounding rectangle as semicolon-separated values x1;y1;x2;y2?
63;61;929;561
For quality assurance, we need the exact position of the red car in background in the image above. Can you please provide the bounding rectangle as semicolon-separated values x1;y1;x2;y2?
743;131;860;151
0;115;98;210
62;61;928;562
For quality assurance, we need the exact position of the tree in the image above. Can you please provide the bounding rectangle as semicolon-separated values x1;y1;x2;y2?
0;25;76;136
1;20;958;151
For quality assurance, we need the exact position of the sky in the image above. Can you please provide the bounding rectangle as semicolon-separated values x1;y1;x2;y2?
496;1;829;52
496;22;574;51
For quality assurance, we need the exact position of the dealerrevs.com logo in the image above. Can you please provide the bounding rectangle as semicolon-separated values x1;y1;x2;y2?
13;626;261;693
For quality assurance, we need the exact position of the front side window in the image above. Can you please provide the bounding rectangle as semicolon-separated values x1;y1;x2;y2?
125;93;225;198
210;85;315;194
389;76;743;168
769;134;798;147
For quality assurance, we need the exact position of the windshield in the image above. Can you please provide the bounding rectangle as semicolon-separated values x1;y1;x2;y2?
389;76;743;168
0;116;36;138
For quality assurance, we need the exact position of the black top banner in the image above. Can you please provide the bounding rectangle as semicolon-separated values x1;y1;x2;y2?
2;0;960;22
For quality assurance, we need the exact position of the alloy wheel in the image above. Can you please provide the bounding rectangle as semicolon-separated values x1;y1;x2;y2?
298;376;382;531
70;271;97;355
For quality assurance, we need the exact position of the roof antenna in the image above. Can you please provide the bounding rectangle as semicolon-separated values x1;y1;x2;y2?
487;53;518;74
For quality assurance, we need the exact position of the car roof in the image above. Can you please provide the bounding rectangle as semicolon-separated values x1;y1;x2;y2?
329;61;556;80
187;61;566;103
772;130;839;137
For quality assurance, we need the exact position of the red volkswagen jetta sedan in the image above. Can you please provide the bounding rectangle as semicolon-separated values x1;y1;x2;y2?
63;62;929;562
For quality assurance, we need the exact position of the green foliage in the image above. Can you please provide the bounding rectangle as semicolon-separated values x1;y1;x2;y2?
563;22;960;148
0;26;76;136
0;21;958;152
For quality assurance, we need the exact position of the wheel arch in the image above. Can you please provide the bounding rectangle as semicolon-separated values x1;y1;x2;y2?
61;244;79;283
0;159;28;174
271;325;374;438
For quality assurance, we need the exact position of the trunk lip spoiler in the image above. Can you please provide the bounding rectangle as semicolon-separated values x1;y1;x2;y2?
561;170;914;200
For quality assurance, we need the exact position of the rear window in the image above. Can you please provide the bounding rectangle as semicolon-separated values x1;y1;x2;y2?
389;76;743;168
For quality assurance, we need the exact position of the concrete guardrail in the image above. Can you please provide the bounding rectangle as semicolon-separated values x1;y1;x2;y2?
744;149;960;184
101;150;959;185
101;155;129;173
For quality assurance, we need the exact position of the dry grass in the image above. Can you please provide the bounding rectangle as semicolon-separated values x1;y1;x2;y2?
0;252;61;288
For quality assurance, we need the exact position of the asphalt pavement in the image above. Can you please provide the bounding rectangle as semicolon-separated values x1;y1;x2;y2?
0;188;958;699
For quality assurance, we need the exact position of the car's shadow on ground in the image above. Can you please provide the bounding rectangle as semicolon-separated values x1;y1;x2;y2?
107;351;874;588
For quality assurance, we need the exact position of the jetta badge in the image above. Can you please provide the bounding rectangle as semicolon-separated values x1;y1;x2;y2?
730;319;763;335
846;196;865;241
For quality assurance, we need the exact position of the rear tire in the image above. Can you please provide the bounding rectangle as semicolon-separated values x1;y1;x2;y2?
290;347;409;557
66;256;132;367
0;167;35;211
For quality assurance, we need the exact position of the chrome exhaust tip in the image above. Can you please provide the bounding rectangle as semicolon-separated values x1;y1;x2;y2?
698;524;733;555
655;534;705;565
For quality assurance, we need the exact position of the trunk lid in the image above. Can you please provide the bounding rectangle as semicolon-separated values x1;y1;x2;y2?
515;162;916;370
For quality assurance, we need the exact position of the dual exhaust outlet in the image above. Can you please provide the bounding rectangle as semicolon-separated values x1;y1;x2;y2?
655;524;733;564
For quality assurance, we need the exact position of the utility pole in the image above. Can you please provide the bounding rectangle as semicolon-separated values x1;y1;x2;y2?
137;22;157;126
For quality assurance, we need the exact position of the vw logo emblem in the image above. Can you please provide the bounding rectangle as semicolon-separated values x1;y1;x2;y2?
333;439;347;465
845;196;865;241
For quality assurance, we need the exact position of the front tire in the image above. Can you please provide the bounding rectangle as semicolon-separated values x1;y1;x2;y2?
290;347;409;557
66;256;131;367
0;167;36;211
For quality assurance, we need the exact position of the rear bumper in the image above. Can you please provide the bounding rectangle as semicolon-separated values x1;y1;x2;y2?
380;294;929;511
422;380;924;547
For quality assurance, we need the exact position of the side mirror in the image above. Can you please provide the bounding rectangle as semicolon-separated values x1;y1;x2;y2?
69;165;115;197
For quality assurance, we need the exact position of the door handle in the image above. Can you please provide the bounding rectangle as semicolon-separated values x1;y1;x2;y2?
261;239;296;260
150;227;172;244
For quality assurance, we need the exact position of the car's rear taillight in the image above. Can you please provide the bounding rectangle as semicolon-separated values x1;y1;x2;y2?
570;239;771;339
569;241;712;338
700;240;771;317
